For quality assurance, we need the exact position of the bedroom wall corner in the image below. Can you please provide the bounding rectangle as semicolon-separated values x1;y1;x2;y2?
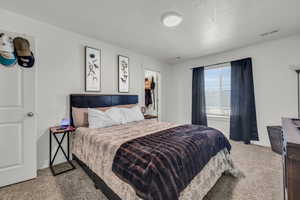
165;34;300;147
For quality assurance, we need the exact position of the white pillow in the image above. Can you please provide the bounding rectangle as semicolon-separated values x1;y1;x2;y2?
88;108;115;128
106;107;126;124
121;106;144;123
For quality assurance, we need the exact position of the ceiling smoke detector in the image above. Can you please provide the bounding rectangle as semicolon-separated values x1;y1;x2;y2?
161;12;183;27
260;29;279;37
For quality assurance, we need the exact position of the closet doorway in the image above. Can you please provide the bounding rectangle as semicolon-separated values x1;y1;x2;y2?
144;70;161;118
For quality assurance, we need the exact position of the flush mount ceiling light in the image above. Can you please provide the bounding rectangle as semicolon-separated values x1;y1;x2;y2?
161;12;183;27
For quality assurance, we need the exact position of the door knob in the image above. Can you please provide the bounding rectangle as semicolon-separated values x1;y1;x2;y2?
27;112;34;117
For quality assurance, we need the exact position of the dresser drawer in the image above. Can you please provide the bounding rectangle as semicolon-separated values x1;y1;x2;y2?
287;145;300;162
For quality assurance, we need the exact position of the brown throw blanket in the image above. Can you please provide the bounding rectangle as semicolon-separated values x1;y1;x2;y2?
112;124;231;200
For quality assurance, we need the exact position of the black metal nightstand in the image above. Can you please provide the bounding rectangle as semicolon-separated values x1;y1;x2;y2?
144;115;158;120
49;126;76;176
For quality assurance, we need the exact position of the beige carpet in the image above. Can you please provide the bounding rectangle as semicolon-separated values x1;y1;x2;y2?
0;141;282;200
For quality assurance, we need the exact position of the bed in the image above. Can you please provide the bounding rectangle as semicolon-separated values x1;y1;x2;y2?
70;94;237;200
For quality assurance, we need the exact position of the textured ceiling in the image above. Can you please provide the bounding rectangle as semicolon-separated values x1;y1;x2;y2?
1;0;300;64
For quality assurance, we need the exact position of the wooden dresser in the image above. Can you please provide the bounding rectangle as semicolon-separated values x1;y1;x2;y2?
282;118;300;200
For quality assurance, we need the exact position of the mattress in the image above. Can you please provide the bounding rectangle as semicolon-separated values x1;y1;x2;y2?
72;119;236;200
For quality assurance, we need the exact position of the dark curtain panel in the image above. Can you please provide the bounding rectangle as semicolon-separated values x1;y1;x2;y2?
192;67;207;126
230;58;259;144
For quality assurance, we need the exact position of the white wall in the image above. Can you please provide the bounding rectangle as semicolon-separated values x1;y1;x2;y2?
0;9;171;169
166;35;300;146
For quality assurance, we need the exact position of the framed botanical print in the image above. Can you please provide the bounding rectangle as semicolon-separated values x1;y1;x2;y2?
85;46;101;92
118;55;129;93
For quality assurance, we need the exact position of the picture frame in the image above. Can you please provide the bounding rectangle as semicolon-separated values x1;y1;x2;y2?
118;55;129;93
85;46;101;92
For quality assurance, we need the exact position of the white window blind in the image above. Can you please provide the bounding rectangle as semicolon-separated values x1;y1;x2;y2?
204;65;231;116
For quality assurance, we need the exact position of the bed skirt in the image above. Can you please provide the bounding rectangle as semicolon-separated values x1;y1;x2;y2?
73;154;121;200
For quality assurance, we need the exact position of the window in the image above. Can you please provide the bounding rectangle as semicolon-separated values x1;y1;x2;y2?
204;65;231;116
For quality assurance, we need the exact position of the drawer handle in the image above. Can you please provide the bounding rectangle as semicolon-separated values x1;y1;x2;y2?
288;154;300;162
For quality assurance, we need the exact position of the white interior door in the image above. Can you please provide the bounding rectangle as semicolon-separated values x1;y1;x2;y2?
0;33;36;187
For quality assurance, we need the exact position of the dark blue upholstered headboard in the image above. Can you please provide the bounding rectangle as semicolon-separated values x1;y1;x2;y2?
69;94;138;126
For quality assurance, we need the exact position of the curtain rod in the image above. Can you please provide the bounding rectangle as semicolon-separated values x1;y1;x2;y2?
189;61;230;70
